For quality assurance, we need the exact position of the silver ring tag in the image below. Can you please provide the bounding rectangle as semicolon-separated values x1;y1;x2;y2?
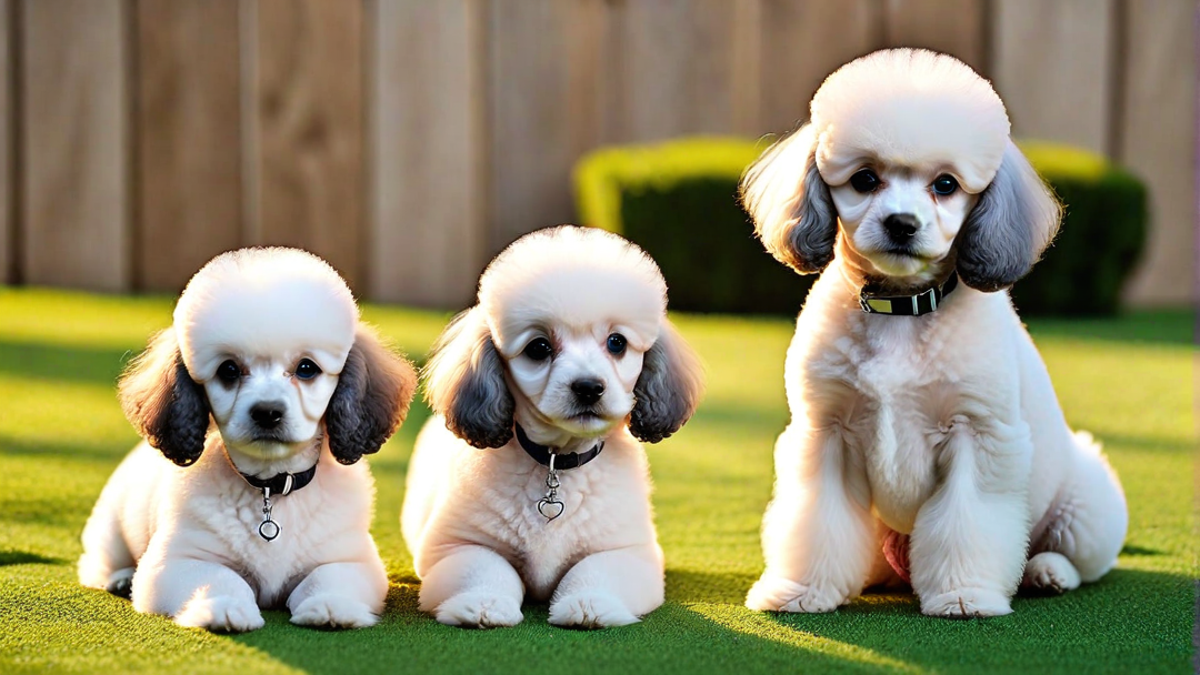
258;519;280;541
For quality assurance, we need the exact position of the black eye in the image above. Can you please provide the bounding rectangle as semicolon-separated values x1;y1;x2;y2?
523;338;553;361
849;169;881;194
932;174;959;196
295;358;322;380
606;333;627;356
217;360;240;383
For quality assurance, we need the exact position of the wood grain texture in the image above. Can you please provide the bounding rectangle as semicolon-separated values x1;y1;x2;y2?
488;0;607;252
249;0;364;289
883;0;986;74
137;0;241;292
370;0;484;307
991;0;1114;154
1118;0;1195;304
607;0;738;142
21;0;129;291
0;0;10;283
756;0;879;135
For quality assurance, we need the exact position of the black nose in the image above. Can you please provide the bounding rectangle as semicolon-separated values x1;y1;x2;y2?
250;402;285;429
570;379;605;405
883;213;920;242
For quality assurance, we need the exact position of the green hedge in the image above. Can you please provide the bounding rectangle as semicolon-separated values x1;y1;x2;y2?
573;136;1147;316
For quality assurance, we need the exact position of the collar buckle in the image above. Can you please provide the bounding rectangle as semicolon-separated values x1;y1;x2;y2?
859;272;958;316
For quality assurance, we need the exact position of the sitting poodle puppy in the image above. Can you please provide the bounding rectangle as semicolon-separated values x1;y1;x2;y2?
402;225;704;628
78;247;417;632
742;49;1127;618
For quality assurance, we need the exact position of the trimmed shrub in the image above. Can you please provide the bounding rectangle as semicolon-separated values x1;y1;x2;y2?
1012;142;1147;315
573;136;1147;316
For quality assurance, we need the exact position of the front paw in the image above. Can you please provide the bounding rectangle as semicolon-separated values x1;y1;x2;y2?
745;574;845;613
920;587;1012;618
435;592;523;628
548;591;638;628
175;595;265;632
290;594;378;629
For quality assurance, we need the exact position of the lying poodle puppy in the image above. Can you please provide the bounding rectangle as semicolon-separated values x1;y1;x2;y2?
78;247;417;632
402;225;704;628
742;49;1127;618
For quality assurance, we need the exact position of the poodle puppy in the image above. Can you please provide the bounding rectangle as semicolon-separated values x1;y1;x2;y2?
402;225;704;628
742;49;1127;618
78;247;417;632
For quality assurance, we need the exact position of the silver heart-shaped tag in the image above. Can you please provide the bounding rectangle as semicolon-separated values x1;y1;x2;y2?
537;498;564;521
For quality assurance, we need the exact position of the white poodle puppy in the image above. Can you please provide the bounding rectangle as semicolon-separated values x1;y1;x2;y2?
78;247;417;632
742;49;1127;618
402;225;704;629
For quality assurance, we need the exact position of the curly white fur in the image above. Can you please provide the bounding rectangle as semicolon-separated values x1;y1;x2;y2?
402;225;704;629
743;49;1127;618
78;247;417;632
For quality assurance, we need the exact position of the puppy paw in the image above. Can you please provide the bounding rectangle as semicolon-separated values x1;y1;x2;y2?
175;595;265;632
1022;552;1082;595
105;567;135;599
290;594;379;629
435;592;523;628
920;587;1012;618
745;575;844;613
548;591;638;629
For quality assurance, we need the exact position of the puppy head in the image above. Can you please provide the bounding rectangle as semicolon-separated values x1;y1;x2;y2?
743;48;1060;291
120;247;417;466
424;226;704;448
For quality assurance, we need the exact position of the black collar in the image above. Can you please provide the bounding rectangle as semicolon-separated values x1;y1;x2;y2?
859;273;959;316
239;462;317;496
514;423;604;470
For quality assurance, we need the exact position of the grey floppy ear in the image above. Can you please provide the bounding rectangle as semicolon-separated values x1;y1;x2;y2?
118;328;211;467
740;124;837;274
957;139;1062;292
423;307;514;449
630;319;705;444
325;326;418;465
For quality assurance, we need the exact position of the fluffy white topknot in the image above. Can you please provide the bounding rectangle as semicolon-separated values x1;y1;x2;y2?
810;48;1010;193
173;247;359;381
479;226;668;355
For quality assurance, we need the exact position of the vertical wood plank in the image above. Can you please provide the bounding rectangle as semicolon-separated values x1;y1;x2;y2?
137;0;241;292
756;0;879;135
249;0;364;289
730;0;762;137
1118;0;1195;305
0;0;10;284
883;0;987;75
991;0;1114;154
370;0;484;307
608;0;738;142
488;0;606;251
21;0;129;291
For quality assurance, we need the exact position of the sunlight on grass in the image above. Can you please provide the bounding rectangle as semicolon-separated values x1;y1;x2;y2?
688;604;926;674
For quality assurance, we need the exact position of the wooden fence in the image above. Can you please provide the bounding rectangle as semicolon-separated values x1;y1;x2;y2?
0;0;1192;308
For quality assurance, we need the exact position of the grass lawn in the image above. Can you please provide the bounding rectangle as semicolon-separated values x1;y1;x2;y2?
0;287;1194;674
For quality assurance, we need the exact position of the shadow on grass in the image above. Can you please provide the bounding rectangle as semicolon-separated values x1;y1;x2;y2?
0;550;62;566
1025;309;1194;347
225;566;1193;675
0;338;135;386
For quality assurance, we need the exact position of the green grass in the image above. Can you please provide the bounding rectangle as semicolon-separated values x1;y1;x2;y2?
0;287;1194;674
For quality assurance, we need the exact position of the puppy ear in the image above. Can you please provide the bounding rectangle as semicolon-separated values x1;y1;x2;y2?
630;319;705;444
740;124;837;274
423;307;514;449
324;326;418;465
118;328;211;467
957;139;1062;292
